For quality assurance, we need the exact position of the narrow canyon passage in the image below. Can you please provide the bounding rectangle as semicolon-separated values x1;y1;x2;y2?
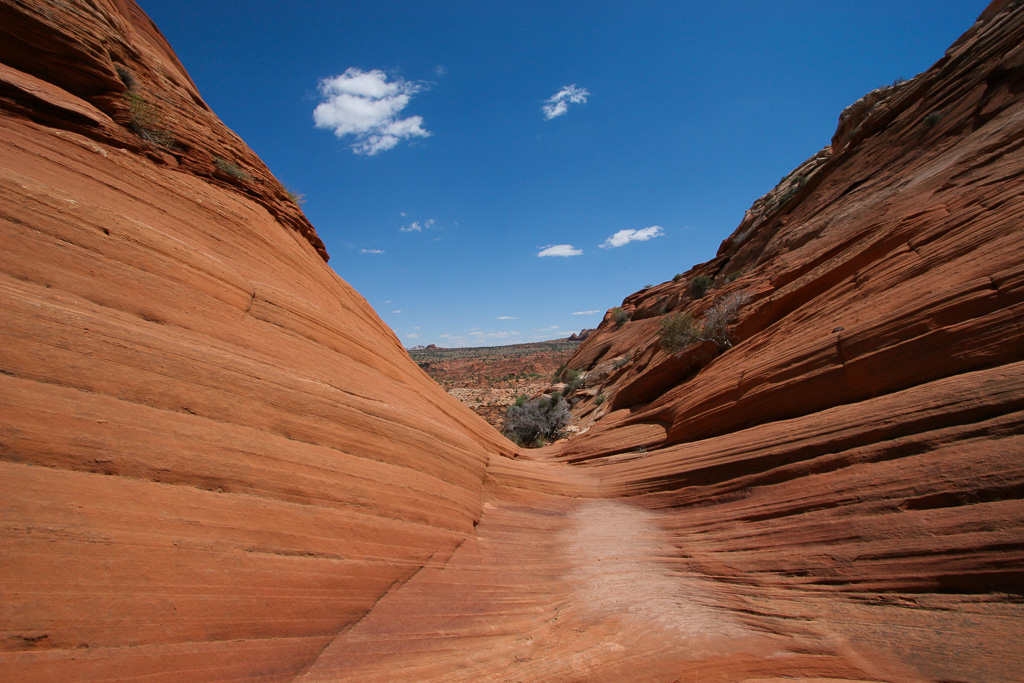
299;452;892;682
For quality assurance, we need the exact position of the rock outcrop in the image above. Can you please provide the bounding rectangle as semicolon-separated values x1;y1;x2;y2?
2;0;1023;681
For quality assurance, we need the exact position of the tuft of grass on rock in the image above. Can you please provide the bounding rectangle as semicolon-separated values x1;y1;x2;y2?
214;157;251;181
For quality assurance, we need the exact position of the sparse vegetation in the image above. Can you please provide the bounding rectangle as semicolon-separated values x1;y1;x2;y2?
611;307;629;326
612;353;631;370
214;157;251;181
688;275;712;299
672;273;685;283
503;393;571;446
285;187;306;205
594;393;606;406
124;88;175;148
562;369;585;395
924;111;944;128
659;291;752;353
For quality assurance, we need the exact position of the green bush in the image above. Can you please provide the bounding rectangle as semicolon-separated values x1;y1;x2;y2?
611;307;629;326
688;275;712;299
659;312;701;354
563;369;585;395
594;393;606;406
660;291;752;353
672;273;685;283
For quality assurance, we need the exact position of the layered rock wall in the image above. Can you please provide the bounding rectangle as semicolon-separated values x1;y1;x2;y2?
559;2;1024;678
0;1;512;679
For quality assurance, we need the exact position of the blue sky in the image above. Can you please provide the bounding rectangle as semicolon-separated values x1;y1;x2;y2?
141;1;983;347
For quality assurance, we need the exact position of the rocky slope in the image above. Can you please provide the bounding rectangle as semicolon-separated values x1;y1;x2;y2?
1;0;1023;681
555;0;1024;679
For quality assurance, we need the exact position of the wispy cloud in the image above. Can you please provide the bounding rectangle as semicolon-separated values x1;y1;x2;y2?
496;316;519;320
536;325;560;332
407;332;419;339
538;244;582;257
400;218;436;233
313;68;429;155
361;248;384;254
572;310;601;315
543;84;590;119
600;225;664;249
469;330;521;340
391;309;402;314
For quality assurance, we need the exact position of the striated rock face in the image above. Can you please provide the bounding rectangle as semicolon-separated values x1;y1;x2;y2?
0;0;513;679
2;0;1023;681
558;0;1024;679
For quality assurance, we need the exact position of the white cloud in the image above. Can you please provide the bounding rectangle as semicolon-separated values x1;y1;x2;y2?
496;316;518;320
543;84;589;119
600;225;664;249
407;333;419;339
400;218;436;233
313;68;429;155
572;310;601;315
536;325;560;332
538;244;582;257
361;248;384;254
391;309;402;314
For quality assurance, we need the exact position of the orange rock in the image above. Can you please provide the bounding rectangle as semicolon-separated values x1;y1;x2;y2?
2;0;1023;681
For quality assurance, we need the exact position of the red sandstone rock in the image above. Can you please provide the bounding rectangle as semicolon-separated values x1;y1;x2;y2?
2;1;1024;681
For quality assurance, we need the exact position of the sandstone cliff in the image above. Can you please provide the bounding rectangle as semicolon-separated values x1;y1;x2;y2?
0;0;514;679
2;0;1023;681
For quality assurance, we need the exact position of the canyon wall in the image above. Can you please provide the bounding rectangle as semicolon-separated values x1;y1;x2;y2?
560;1;1024;679
2;0;1023;681
0;0;513;679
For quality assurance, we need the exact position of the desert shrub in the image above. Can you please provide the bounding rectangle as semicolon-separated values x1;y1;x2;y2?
594;393;606;405
612;353;631;370
563;369;585;395
660;290;752;353
285;187;306;205
924;111;943;128
611;307;629;326
124;89;175;148
552;363;567;381
503;393;571;446
214;157;251;180
659;312;701;354
701;291;752;349
688;275;712;299
672;273;685;283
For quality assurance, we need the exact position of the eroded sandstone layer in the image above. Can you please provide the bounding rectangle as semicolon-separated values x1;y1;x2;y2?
0;1;513;679
2;0;1023;681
